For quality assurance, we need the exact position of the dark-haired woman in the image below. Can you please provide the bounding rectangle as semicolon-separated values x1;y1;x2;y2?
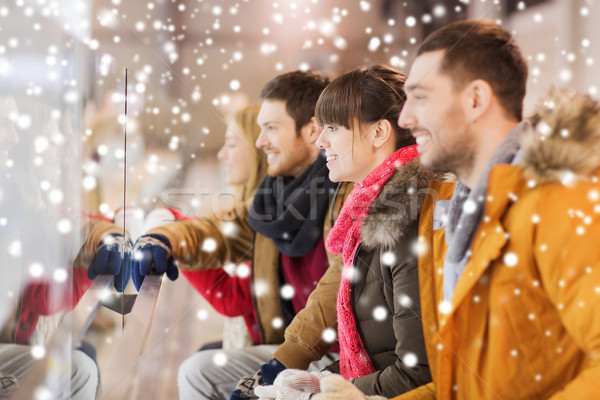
256;65;436;399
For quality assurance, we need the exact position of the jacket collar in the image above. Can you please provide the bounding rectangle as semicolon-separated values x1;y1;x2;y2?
521;89;600;184
361;160;441;250
445;89;600;313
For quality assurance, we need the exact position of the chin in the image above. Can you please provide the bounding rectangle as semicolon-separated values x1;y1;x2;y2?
266;165;280;177
417;154;434;170
328;172;342;183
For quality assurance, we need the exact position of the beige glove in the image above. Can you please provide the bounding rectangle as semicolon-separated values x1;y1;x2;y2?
254;384;312;400
254;369;332;400
312;374;387;400
276;369;331;393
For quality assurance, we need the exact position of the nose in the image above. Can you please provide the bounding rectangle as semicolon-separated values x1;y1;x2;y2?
398;101;416;130
255;130;268;149
217;144;226;161
315;129;328;149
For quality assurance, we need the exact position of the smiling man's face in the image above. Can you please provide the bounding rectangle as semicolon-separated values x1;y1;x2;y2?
255;99;317;178
398;50;475;175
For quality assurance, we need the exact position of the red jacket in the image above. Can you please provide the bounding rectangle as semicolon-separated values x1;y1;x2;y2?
181;265;261;345
167;207;261;345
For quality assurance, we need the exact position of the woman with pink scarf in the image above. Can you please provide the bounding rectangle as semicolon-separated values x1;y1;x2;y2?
254;65;436;400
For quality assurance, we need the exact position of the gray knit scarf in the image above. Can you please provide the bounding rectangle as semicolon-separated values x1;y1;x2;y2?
443;121;529;300
248;152;337;257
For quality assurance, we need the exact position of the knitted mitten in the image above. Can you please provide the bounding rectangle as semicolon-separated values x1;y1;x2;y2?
0;372;19;398
312;374;387;400
275;369;331;393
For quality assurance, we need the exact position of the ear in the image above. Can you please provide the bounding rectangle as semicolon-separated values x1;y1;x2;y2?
372;119;393;149
302;116;321;144
465;79;493;122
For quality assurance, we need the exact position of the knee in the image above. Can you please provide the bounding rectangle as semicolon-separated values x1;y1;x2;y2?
179;350;214;382
71;350;99;398
178;349;224;396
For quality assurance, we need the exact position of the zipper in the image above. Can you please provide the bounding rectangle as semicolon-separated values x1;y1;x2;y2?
349;242;372;360
249;231;264;344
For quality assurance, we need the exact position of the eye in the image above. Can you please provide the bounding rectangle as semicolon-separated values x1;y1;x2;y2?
326;125;337;132
409;91;425;101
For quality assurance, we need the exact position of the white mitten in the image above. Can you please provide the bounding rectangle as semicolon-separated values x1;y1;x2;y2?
254;384;312;400
274;369;331;393
312;374;387;400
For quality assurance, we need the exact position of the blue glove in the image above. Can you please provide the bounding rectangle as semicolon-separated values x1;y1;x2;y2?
131;234;178;291
87;233;132;292
230;359;287;400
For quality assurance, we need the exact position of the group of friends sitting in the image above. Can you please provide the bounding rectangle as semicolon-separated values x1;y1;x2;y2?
85;18;600;400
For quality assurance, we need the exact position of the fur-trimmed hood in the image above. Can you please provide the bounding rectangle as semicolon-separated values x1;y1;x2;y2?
522;89;600;184
361;160;442;250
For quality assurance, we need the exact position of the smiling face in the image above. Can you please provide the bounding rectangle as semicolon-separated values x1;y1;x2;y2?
316;121;380;183
255;99;318;178
217;121;253;186
398;50;475;175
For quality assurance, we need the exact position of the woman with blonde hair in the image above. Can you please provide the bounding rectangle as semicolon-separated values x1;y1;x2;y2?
133;104;267;346
220;104;268;204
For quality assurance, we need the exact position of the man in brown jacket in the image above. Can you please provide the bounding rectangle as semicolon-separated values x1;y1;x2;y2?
132;70;351;400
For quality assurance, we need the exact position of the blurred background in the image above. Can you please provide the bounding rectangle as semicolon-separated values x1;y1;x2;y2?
0;0;598;398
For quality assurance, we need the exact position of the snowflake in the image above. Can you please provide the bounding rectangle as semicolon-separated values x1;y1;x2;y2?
398;294;413;308
212;352;227;366
322;328;336;343
202;238;218;252
254;280;269;297
31;345;46;360
271;317;283;329
403;352;418;367
53;268;68;283
280;284;295;299
367;37;380;52
57;219;72;234
236;264;251;279
197;309;208;320
381;251;396;265
438;300;452;315
463;199;477;214
372;306;387;321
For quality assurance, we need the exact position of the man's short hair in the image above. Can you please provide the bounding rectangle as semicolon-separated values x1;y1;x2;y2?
259;70;330;135
418;19;528;121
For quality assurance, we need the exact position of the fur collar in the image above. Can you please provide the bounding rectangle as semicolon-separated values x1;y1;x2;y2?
522;89;600;184
361;160;441;250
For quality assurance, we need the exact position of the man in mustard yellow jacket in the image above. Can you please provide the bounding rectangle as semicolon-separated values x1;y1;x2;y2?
311;19;600;400
395;20;600;398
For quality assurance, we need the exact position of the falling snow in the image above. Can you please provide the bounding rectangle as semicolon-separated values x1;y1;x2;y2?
1;1;599;395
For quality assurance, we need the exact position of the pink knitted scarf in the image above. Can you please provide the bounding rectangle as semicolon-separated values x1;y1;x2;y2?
326;145;418;380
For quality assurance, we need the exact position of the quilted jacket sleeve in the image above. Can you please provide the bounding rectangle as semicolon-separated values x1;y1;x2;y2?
147;201;254;270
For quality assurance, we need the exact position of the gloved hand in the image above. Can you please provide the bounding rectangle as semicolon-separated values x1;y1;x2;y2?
131;234;178;290
254;369;331;400
254;384;311;400
230;359;287;400
0;372;20;397
87;233;133;292
312;374;387;400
